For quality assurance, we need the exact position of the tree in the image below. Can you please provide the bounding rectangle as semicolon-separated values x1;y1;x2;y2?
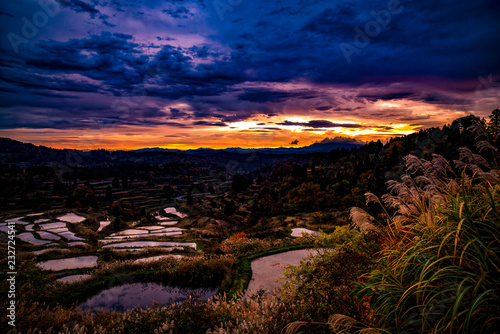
113;216;122;230
112;177;120;188
105;185;113;204
488;108;500;139
52;178;63;194
162;185;174;199
186;186;193;205
224;200;237;215
292;165;305;178
231;174;246;192
247;174;254;186
109;202;123;217
389;144;400;165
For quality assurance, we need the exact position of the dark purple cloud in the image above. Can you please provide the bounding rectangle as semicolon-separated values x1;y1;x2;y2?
192;121;228;127
237;90;307;103
0;0;498;133
360;92;415;101
277;120;365;128
162;7;193;19
56;0;115;26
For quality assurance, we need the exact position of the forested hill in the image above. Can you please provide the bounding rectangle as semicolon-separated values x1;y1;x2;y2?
0;136;362;169
0;137;292;173
245;111;500;220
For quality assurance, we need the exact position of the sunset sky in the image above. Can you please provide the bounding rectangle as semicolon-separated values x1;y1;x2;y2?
1;0;499;150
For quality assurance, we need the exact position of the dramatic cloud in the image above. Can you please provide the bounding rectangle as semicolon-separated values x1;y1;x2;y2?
55;0;115;26
237;90;305;103
277;120;366;129
0;0;499;149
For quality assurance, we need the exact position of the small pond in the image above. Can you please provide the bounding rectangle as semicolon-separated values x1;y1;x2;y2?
5;217;26;224
290;228;320;237
38;255;98;271
17;232;52;245
59;231;84;241
58;213;86;224
32;248;70;255
159;221;179;226
102;241;196;249
45;227;69;233
111;247;179;252
112;229;149;236
79;282;216;311
37;231;61;240
97;220;111;232
39;222;67;230
57;274;92;283
163;207;184;217
245;249;317;296
137;226;165;230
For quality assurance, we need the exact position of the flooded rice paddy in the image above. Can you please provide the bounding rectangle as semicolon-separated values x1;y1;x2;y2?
37;255;98;271
290;228;320;237
79;283;216;311
246;249;317;296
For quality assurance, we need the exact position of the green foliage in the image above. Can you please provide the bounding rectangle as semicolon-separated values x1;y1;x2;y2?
223;242;312;299
280;228;379;329
350;132;500;333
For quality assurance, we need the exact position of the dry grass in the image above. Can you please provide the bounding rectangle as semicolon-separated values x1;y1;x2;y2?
341;126;500;333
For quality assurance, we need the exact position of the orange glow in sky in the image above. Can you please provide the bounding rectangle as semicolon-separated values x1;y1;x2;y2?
1;82;496;150
0;102;455;150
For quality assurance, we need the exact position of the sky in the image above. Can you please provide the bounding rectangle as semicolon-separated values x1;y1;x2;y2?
0;0;499;150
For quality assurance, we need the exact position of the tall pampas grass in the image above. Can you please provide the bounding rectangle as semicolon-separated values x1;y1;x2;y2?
333;124;500;333
350;207;378;232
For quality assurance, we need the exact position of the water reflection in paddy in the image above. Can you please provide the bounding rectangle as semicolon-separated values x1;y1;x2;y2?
290;228;320;237
79;282;216;311
18;232;51;245
102;241;196;249
39;222;67;229
58;213;86;224
97;220;111;232
38;255;98;271
37;231;61;240
246;249;317;296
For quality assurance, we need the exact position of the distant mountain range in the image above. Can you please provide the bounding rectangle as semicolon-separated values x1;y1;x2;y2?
133;137;364;155
0;136;364;169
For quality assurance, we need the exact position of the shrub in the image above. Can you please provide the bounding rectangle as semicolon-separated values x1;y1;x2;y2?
345;141;500;333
